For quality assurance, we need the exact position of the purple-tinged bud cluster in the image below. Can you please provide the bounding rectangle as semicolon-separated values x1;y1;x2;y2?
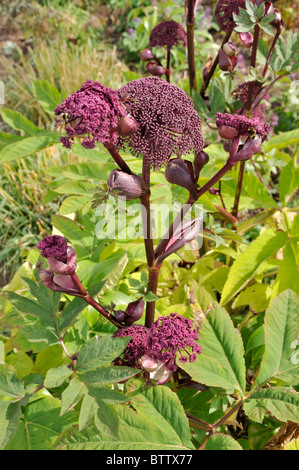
149;20;187;52
114;313;202;381
215;0;255;32
117;77;204;169
55;80;127;150
216;112;271;138
37;235;68;264
37;235;80;296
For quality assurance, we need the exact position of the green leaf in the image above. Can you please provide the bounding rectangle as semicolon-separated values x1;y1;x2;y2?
0;365;25;399
279;158;299;205
205;433;243;450
77;366;139;387
256;289;299;385
32;79;62;114
5;397;78;450
44;365;73;389
183;305;246;394
244;387;299;423
94;398;119;438
60;376;85;415
54;386;194;450
263;129;299;152
220;229;288;305
0;401;23;450
0;134;59;163
271;243;299;297
0;108;49;136
233;283;271;312
75;336;130;372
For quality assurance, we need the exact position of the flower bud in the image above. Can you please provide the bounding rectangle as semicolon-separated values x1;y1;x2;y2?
219;48;237;73
222;42;236;56
124;297;144;326
114;310;126;323
194;150;209;180
264;1;275;15
117;114;138;137
139;48;155;61
107;169;148;200
239;32;253;48
165;158;198;200
145;61;167;77
270;9;283;32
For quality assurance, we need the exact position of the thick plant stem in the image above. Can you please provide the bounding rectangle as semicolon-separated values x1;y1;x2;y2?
104;143;133;175
145;265;161;328
200;30;232;97
166;49;171;83
246;25;260;112
141;159;157;327
186;0;197;95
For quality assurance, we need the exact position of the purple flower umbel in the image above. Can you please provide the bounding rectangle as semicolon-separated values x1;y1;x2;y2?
117;77;204;169
114;313;202;376
215;0;255;32
147;313;202;372
149;20;187;52
54;80;127;149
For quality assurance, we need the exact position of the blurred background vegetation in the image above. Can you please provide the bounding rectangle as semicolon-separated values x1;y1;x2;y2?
0;0;298;285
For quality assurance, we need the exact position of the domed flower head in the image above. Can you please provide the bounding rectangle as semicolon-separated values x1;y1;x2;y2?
147;313;202;372
54;80;127;149
117;77;204;169
149;20;187;52
215;0;255;32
